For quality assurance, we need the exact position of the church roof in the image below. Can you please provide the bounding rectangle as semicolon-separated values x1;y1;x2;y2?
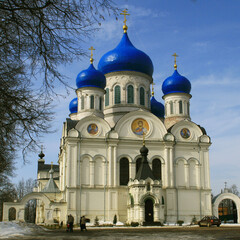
135;145;156;181
66;118;78;132
69;98;78;114
41;168;60;193
76;63;106;89
38;163;59;172
162;69;191;95
150;96;164;118
98;33;154;77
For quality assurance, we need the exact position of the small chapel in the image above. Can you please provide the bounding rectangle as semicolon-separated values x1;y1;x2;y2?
3;10;217;225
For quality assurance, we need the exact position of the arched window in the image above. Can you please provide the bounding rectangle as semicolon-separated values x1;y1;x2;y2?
136;158;142;174
120;157;129;185
115;85;121;104
105;88;109;106
152;159;161;180
99;97;102;110
165;104;167;115
179;100;183;114
127;85;134;104
170;101;173;114
81;96;84;110
140;87;145;106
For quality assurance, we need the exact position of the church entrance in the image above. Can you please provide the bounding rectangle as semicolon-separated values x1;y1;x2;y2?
145;199;154;223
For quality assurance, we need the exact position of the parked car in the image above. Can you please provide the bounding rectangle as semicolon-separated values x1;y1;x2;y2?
198;216;221;227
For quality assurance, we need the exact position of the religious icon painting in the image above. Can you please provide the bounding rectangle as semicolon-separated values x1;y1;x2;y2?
180;128;191;139
131;118;149;136
87;123;98;135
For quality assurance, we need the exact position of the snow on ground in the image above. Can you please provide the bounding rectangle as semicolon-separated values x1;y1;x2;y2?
0;221;48;239
1;221;240;239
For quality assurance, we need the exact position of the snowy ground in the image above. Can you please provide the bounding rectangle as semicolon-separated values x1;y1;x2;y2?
0;221;49;239
1;221;240;239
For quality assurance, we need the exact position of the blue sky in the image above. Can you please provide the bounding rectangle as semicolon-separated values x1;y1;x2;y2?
13;0;240;196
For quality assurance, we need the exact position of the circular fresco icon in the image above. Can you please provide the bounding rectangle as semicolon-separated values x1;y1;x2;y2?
180;128;190;139
87;123;98;135
131;118;149;136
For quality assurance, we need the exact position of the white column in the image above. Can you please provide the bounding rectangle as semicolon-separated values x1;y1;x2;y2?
74;145;78;187
169;147;174;187
129;162;135;180
113;146;117;187
164;147;169;187
122;86;126;104
110;88;113;106
90;161;95;187
66;145;71;187
108;146;112;186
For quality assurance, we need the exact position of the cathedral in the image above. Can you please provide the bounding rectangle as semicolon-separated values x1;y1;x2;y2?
3;10;214;225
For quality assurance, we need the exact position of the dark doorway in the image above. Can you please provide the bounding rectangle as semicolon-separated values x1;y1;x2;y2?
145;199;154;222
218;199;238;223
8;207;16;221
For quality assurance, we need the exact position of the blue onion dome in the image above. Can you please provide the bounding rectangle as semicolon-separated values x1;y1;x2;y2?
76;64;106;89
69;97;78;114
98;33;154;77
151;96;164;118
162;70;191;95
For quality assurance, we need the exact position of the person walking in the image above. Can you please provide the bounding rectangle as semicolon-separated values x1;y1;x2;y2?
67;214;74;232
80;216;87;231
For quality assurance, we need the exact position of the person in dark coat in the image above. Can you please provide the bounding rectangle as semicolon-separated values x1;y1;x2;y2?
80;216;87;231
67;214;74;232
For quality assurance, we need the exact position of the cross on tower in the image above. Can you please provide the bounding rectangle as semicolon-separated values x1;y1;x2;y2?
172;53;178;70
224;181;227;189
120;9;130;33
89;46;95;64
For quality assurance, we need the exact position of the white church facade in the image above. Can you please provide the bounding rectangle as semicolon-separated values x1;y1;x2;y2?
4;10;225;225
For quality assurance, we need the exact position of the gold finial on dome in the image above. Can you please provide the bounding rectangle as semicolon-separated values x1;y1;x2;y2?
89;46;95;64
152;82;155;97
172;53;178;70
51;161;53;169
120;9;130;33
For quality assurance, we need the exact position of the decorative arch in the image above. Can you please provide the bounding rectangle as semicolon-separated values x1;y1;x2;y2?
213;193;240;223
139;193;159;206
20;192;51;207
93;155;106;185
175;158;187;187
149;155;165;164
81;154;92;185
187;157;200;165
117;154;133;163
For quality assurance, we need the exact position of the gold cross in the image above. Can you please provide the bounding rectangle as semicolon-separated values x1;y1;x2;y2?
120;9;130;33
152;82;155;96
89;46;95;64
172;53;178;70
51;161;53;169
